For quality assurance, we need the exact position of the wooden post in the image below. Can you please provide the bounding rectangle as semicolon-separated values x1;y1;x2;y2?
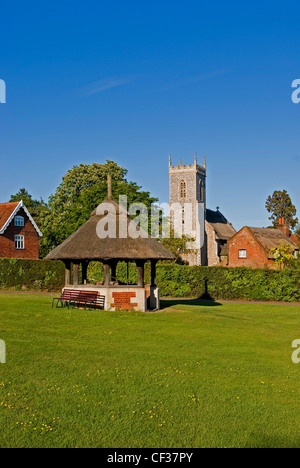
104;263;111;287
111;261;117;282
82;261;88;285
136;260;145;287
73;262;79;286
151;260;157;287
64;260;71;286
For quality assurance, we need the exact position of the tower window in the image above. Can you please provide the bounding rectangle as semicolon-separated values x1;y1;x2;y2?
200;180;204;202
180;180;186;199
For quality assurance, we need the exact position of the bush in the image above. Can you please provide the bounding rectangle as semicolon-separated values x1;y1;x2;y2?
0;258;65;292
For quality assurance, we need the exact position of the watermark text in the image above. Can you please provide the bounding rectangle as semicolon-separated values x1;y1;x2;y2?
292;340;300;364
291;79;300;104
0;340;6;364
0;79;6;104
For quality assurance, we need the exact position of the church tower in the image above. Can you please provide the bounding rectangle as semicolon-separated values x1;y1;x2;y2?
169;153;207;266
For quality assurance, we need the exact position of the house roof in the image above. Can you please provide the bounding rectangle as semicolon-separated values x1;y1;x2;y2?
206;209;236;240
0;202;19;231
291;234;300;246
0;201;43;237
247;227;297;253
46;198;175;262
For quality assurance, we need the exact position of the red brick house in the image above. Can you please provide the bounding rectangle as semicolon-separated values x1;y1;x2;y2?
224;224;298;269
0;201;42;259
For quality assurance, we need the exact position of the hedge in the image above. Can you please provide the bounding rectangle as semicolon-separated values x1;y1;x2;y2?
155;265;300;302
88;262;300;302
0;258;65;292
0;258;299;302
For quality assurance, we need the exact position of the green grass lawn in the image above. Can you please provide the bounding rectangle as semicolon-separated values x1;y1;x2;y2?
0;293;299;448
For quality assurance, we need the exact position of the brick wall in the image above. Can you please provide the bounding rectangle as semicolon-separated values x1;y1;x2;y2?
227;227;274;269
112;291;138;310
0;207;40;259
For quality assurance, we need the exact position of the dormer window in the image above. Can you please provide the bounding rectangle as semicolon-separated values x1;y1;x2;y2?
15;216;24;227
180;180;186;199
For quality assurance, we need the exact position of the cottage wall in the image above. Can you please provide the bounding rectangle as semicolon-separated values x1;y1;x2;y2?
0;207;39;259
227;227;274;269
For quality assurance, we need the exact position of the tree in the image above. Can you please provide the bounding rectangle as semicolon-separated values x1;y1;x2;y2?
39;161;158;257
266;190;298;231
160;226;195;264
270;242;296;269
9;188;45;227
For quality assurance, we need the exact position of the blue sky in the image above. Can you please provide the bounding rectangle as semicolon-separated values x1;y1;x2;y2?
0;0;299;230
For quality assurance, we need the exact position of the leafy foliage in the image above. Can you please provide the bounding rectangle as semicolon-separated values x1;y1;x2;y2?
270;242;296;269
0;258;65;291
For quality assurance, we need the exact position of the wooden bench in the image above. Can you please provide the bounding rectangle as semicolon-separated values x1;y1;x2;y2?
52;289;105;310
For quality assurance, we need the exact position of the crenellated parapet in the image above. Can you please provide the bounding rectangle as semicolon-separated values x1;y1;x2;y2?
169;153;206;176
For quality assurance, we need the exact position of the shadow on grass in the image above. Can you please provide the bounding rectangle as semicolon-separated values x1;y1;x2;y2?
160;298;222;310
160;279;222;310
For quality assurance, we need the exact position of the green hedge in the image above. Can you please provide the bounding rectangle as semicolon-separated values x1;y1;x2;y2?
0;258;65;292
0;258;299;302
156;265;300;302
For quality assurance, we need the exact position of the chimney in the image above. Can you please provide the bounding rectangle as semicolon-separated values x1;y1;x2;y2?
277;217;290;238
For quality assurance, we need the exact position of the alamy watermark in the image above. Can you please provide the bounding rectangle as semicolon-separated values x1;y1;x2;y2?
0;79;6;104
291;79;300;104
0;340;6;364
95;196;205;250
292;340;300;364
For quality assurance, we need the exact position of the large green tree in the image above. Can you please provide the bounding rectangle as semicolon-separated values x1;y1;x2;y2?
39;161;158;257
266;190;298;230
9;188;45;227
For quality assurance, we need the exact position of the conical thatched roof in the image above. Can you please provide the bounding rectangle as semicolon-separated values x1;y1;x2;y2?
45;198;175;262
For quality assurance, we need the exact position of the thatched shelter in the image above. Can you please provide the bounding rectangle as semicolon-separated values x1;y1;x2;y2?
46;180;175;310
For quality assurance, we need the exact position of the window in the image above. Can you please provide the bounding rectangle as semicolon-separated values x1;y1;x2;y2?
239;249;247;259
199;180;204;202
15;235;24;250
180;180;186;199
14;216;24;227
294;250;299;259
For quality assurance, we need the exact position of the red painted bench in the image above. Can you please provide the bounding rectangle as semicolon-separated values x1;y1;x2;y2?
52;289;105;310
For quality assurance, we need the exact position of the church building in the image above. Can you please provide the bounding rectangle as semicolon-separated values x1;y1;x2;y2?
169;154;235;266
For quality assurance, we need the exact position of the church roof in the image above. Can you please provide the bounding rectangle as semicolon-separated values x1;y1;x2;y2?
206;209;236;240
45;198;175;262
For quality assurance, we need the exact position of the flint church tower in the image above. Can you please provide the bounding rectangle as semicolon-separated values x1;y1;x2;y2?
169;153;207;266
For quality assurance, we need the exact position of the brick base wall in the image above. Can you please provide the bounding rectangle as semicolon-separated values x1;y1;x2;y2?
112;291;138;310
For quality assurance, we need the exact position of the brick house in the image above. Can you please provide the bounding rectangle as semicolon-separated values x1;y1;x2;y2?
0;201;42;259
224;224;298;269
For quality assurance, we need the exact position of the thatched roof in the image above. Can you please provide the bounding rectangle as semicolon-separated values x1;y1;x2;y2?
45;198;175;262
248;227;297;255
206;209;236;240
